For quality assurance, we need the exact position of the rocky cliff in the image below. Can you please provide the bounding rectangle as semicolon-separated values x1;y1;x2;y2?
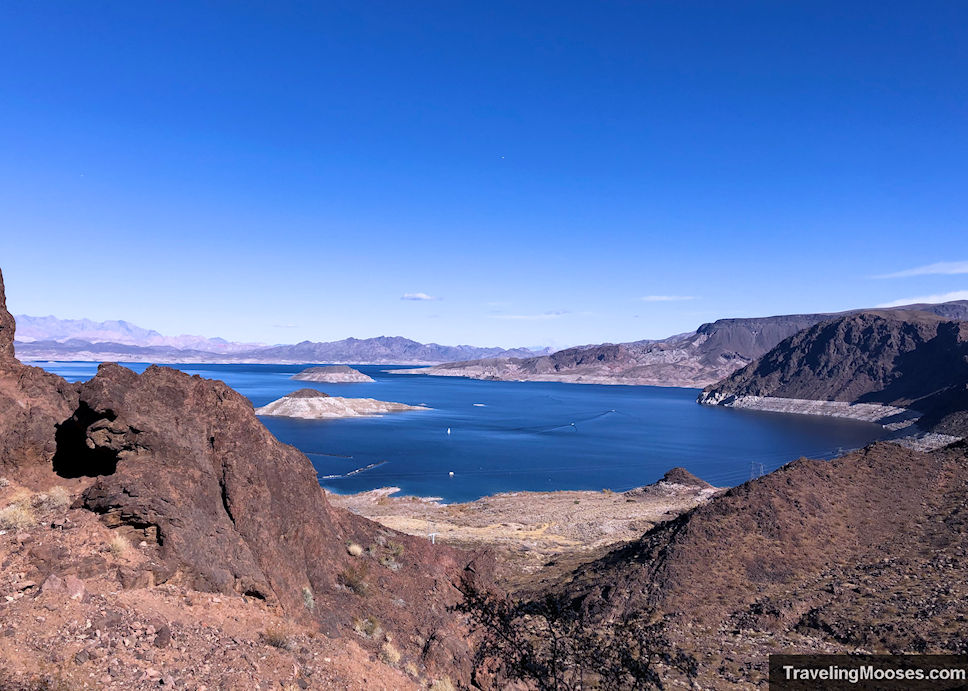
0;268;485;684
398;302;968;388
699;310;968;438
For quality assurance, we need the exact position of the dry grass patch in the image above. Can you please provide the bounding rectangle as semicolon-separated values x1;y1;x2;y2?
0;491;35;530
339;563;369;596
430;678;457;691
379;641;401;666
109;534;129;557
352;615;382;639
35;486;71;511
261;626;294;651
346;542;364;557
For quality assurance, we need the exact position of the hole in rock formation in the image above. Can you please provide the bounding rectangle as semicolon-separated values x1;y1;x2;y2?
52;402;122;478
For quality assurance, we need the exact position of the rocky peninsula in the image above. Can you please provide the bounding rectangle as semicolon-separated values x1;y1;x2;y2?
255;388;428;419
292;365;375;383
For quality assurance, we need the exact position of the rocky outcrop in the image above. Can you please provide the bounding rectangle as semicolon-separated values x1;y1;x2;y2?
398;301;968;388
699;311;968;439
0;270;15;361
0;269;79;476
292;365;375;383
256;389;428;419
0;268;486;681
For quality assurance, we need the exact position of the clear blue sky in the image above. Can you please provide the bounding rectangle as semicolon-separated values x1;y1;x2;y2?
1;1;966;349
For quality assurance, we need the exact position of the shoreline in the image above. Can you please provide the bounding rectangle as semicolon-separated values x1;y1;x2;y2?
697;393;962;451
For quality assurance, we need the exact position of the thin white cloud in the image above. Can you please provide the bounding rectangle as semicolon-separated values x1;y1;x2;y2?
873;261;968;279
271;323;298;329
876;290;968;307
401;292;437;301
638;295;696;302
490;311;567;321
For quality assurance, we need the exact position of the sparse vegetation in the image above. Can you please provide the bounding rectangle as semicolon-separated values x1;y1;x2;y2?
379;555;400;571
0;503;35;531
601;488;614;495
35;486;70;511
346;542;364;557
455;574;697;690
404;660;419;677
429;678;457;691
339;563;369;596
0;477;9;487
109;534;129;557
302;586;315;612
352;615;382;639
261;626;293;651
387;540;405;557
379;641;401;666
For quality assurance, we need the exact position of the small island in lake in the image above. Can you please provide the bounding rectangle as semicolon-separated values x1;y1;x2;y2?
255;388;428;419
292;365;375;383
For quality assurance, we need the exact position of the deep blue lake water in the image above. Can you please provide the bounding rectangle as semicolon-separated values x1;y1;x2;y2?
37;361;887;503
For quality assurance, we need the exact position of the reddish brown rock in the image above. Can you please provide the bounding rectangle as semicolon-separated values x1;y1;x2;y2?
0;269;79;475
0;267;487;681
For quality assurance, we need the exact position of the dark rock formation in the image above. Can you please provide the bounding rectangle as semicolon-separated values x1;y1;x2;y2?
0;268;485;680
657;467;711;488
0;269;15;360
285;388;331;398
700;310;968;435
0;269;79;475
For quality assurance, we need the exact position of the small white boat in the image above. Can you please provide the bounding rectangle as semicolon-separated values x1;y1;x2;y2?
446;427;451;435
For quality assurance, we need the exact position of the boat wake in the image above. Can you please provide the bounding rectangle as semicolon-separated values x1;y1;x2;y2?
320;460;388;479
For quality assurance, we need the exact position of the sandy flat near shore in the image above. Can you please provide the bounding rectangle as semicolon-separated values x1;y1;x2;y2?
330;482;721;587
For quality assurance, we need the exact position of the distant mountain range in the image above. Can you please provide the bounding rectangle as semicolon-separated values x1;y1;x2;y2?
396;301;968;388
15;315;264;353
13;315;550;364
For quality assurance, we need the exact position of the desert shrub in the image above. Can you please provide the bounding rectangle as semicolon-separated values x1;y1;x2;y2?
387;540;405;557
346;542;364;557
302;586;315;612
109;534;129;557
339;564;369;596
379;555;400;571
352;615;382;639
379;641;401;666
404;660;419;677
0;477;9;488
601;488;614;495
0;504;35;531
262;626;293;650
455;574;697;690
36;486;70;511
429;678;457;691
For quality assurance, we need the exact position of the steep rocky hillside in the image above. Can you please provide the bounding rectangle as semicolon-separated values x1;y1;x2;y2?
545;441;968;686
700;310;968;437
398;302;968;388
0;268;487;687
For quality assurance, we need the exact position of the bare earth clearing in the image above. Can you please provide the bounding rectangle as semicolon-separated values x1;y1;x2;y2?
329;472;721;588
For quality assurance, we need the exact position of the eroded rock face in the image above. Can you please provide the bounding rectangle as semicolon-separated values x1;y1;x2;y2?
71;365;473;632
0;269;15;360
0;269;79;474
0;268;485;680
